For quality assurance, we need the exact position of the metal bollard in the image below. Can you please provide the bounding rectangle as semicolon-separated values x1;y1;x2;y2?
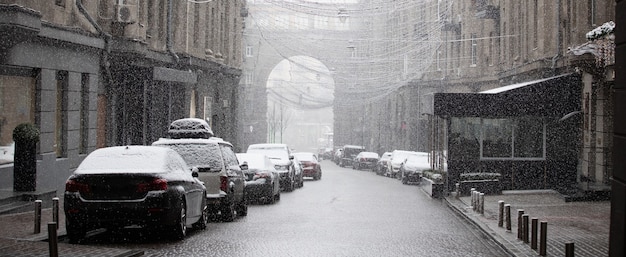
517;209;524;240
455;183;460;199
470;187;476;211
531;218;538;249
48;222;58;257
34;200;42;234
479;193;485;215
539;221;548;256
497;200;504;227
52;197;59;230
505;204;511;231
565;242;575;257
522;214;529;243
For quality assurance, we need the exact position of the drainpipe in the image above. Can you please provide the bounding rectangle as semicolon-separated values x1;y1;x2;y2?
551;0;562;72
167;0;180;63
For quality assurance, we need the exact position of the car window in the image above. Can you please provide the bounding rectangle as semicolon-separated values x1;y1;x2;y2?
160;143;223;172
220;144;239;167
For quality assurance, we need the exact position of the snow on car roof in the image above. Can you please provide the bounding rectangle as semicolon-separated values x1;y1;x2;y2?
358;152;379;158
75;145;184;174
152;137;230;146
247;143;288;150
293;152;316;161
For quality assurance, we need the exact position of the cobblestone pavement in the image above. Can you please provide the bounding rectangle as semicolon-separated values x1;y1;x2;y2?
445;190;610;257
0;200;143;257
0;172;610;256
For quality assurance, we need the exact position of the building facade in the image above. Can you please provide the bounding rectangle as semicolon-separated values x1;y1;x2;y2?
0;0;245;192
345;0;615;195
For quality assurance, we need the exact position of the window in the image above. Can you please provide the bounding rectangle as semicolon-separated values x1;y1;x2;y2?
79;74;89;154
245;73;253;85
55;71;68;158
481;117;545;159
245;45;253;57
0;75;35;165
450;117;546;160
470;33;477;66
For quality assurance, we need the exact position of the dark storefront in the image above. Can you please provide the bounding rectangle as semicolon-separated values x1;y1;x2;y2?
434;73;582;194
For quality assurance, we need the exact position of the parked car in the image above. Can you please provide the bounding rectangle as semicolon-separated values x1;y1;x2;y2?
353;151;380;171
236;153;281;204
339;145;365;167
167;117;214;139
64;146;207;243
389;150;418;178
376;152;392;176
292;155;305;188
293;152;322;180
400;152;431;184
247;143;297;192
152;137;247;222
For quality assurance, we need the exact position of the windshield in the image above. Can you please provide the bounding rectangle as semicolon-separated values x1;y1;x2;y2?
157;143;223;171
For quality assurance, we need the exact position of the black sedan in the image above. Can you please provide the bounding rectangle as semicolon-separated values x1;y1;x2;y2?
236;153;281;204
64;146;207;243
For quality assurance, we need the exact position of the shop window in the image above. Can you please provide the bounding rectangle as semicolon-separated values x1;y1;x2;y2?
481;117;545;159
450;116;545;160
0;75;35;165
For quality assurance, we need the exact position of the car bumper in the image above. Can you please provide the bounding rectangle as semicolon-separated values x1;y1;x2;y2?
302;168;320;177
64;193;180;230
245;181;274;200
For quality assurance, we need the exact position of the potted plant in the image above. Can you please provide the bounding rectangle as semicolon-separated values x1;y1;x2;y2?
420;169;446;199
458;172;501;196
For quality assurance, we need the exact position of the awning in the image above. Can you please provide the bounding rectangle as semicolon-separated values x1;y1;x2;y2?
434;73;581;118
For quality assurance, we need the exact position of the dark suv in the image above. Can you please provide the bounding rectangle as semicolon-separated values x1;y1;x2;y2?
153;118;247;221
339;145;366;168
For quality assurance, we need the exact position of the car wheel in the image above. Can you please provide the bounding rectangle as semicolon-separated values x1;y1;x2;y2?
266;190;276;204
171;201;187;240
221;201;236;222
193;202;208;230
237;201;248;217
66;221;86;244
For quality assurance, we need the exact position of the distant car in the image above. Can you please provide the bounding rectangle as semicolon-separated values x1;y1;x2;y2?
339;145;365;168
167;118;214;139
236;153;281;204
64;146;207;243
152;137;247;222
247;143;297;192
400;152;430;184
293;152;322;180
376;152;392;176
389;150;418;178
353;151;380;171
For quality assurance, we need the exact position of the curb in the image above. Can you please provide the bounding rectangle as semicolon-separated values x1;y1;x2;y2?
443;196;519;257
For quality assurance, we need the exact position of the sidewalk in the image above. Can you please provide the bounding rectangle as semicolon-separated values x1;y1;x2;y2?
0;200;144;257
445;190;610;257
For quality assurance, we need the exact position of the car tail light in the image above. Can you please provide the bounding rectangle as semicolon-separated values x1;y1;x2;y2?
220;176;228;192
137;178;168;193
65;179;90;194
254;172;270;180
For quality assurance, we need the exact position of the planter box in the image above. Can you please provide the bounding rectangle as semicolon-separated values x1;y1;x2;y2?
420;177;445;199
459;179;501;196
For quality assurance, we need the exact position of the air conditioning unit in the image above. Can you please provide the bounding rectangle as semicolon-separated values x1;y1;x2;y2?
116;4;137;23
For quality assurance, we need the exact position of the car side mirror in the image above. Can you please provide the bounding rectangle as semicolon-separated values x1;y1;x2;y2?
191;167;199;178
240;161;249;170
289;155;294;160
